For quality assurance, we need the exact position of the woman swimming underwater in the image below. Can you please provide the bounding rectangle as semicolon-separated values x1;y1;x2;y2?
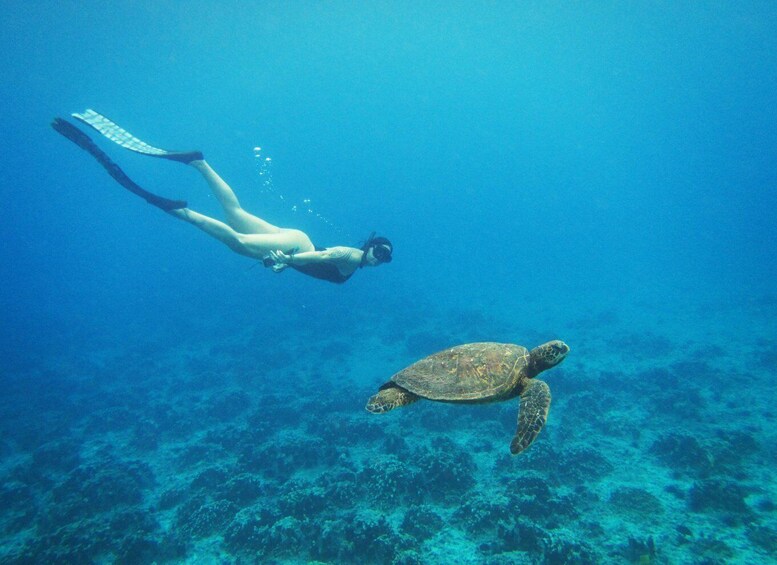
52;110;392;284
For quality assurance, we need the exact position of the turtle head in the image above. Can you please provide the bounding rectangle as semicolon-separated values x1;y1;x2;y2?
528;340;569;376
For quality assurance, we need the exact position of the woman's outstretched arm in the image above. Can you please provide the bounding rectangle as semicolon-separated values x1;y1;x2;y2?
271;247;362;267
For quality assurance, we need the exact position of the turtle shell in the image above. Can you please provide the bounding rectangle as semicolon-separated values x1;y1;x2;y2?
392;342;529;402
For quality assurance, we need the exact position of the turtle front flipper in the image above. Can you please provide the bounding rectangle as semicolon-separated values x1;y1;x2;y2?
366;383;420;414
510;379;551;455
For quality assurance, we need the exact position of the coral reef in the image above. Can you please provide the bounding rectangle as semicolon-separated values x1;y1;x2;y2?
0;296;773;563
175;497;238;537
401;504;444;541
359;454;423;505
688;479;752;515
650;433;713;477
609;487;664;520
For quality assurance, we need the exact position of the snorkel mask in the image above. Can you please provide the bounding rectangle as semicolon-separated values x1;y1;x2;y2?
372;242;392;263
362;232;393;264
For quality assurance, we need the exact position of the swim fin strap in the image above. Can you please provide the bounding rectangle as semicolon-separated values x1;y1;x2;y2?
51;117;187;211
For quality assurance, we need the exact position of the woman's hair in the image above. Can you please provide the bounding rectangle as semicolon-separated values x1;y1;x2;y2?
369;236;392;250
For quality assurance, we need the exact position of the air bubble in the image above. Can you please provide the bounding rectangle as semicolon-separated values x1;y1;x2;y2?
251;144;348;236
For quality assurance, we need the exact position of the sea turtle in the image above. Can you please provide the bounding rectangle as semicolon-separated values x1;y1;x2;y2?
365;340;570;454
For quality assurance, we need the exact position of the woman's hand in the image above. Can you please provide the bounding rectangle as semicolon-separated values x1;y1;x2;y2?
267;250;292;272
269;250;291;263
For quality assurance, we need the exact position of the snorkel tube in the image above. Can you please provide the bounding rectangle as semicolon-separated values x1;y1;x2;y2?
359;232;376;267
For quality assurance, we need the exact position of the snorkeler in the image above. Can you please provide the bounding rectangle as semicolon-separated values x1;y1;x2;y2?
51;110;392;284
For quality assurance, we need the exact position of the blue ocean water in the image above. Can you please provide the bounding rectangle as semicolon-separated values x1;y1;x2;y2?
1;3;776;563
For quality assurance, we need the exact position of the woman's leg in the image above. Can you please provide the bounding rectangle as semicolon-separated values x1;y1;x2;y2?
168;208;255;257
168;208;311;258
189;160;279;234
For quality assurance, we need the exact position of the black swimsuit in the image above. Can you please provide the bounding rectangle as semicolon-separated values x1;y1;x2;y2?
288;247;357;284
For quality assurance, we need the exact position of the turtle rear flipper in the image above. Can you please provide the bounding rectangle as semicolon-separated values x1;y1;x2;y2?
366;383;420;414
510;379;551;455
